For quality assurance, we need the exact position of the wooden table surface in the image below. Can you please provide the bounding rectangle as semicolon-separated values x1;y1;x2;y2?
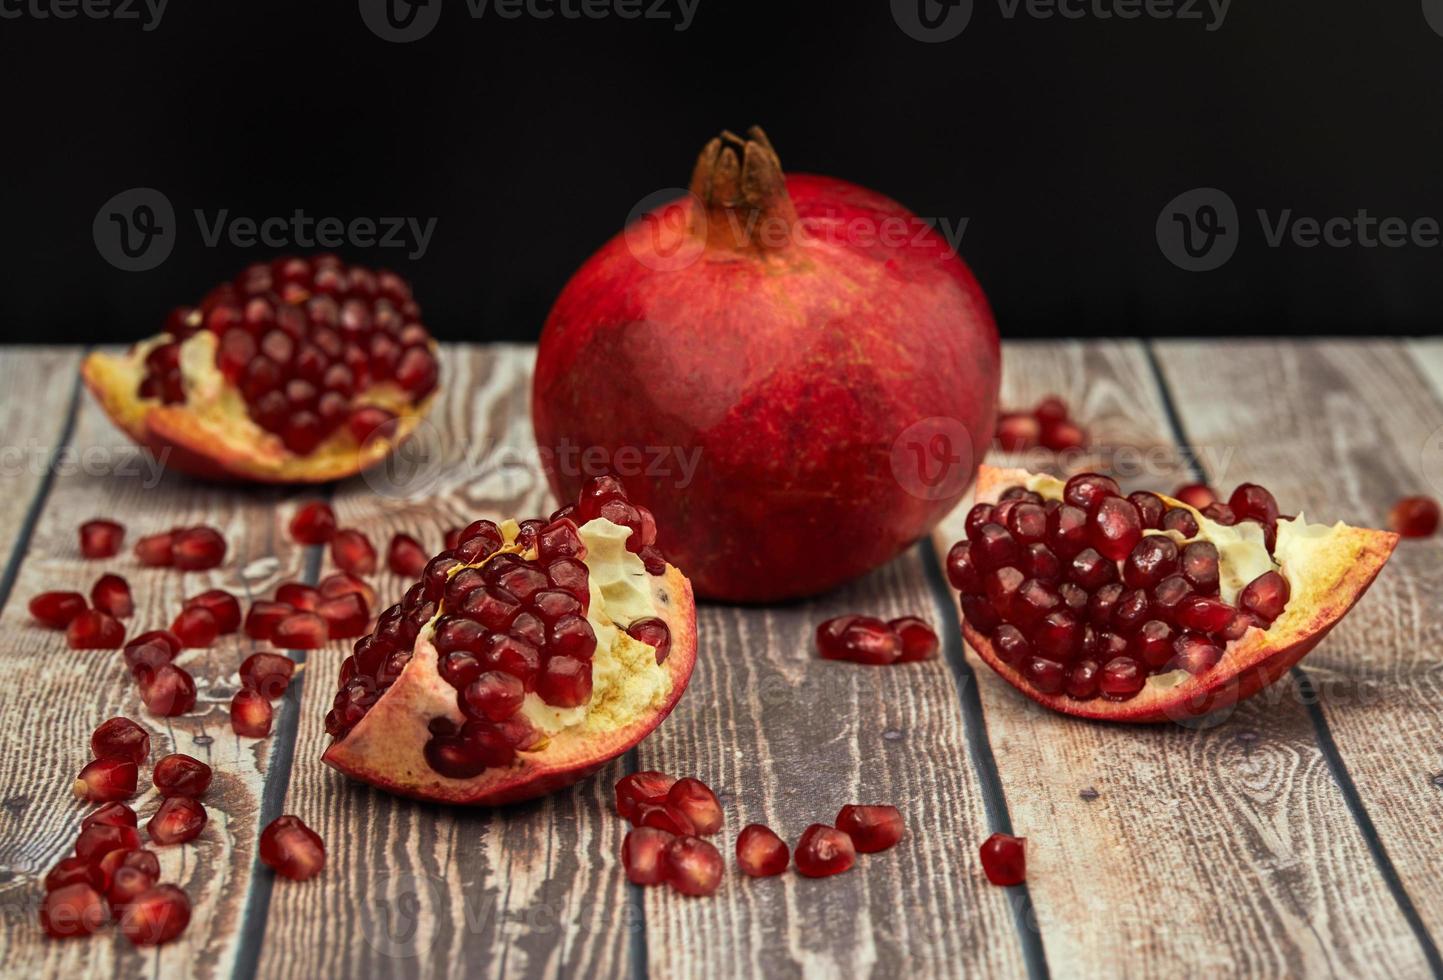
2;340;1442;980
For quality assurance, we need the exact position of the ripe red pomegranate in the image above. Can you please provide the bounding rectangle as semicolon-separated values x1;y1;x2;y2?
82;255;439;483
321;476;697;805
949;465;1398;722
533;127;999;601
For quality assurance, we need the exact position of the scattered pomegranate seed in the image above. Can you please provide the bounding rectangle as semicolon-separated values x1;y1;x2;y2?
75;823;141;863
626;617;672;664
119;883;191;946
245;600;293;640
290;501;337;544
153;754;212;798
231;689;274;737
835;804;905;853
91;717;150;764
239;651;296;698
28;591;87;629
1041;418;1087;451
275;582;321;611
979;832;1026;885
107;865;157;914
67;609;125;649
259;815;326;880
184;589;241;633
317;592;370;639
122;630;179;677
274;611;329;649
666;778;723;836
815;615;902;665
134;532;174;567
91;574;133;618
664;836;724;896
40;883;109;938
888;616;939;661
44;857;105;893
82;801;139;830
139;664;197;717
387;533;429;577
995;413;1040;452
170;525;227;570
794;824;856;878
1228;483;1280;524
622;827;674;885
1390;496;1439;539
79;519;125;558
330;528;377;576
735;824;789;877
73;758;138;803
318;571;376;609
171;606;219;649
147;796;207;845
616;771;676;822
632;802;695;836
1172;483;1217;509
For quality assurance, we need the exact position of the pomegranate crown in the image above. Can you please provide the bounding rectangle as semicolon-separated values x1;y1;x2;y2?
688;126;797;251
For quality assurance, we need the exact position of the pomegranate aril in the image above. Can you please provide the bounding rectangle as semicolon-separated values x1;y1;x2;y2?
245;601;292;641
546;557;591;608
946;541;983;593
92;717;149;764
1228;483;1280;524
979;832;1026;885
888;616;938;662
75;822;141;863
45;857;105;893
995;412;1040;451
1131;619;1176;669
794;824;856;878
1172;632;1222;674
140;664;197;716
274;612;329;649
1045;503;1089;560
90;574;134;619
1201;502;1237;525
970;523;1020;572
107;865;157;914
616;771;676;821
1022;655;1066;694
1099;656;1146;700
119;884;191;946
633;802;696;836
1065;658;1102;699
67;609;126;649
331;528;377;576
1112;588;1151;635
74;758;138;803
1173;483;1217;509
1128;491;1165;530
1180;540;1221;594
387;533;428;577
275;582;321;611
1061;473;1118;512
318;592;370;639
1041;418;1087;451
319;571;377;609
290;501;337;544
836;804;904;853
29;591;87;629
1161;507;1200;538
991;624;1030;664
184;589;242;633
1240;570;1290;622
964;503;996;540
818;615;901;665
147;796;207;845
1033;610;1082;661
623;827;675;885
1067;548;1118;591
80;519;125;558
1391;496;1440;538
232;689;274;737
154;753;212;798
171;606;219;648
1006;503;1048;545
960;593;1002;634
547;614;596;660
736;824;790;876
1150;574;1194;624
664;835;723;896
259;815;326;880
537;518;587;562
1019;542;1062;584
41;883;109;939
1177;595;1236;633
123;633;178;679
666;778;723;835
461;671;525;722
1088;495;1142;562
171;525;226;570
83;801;139;830
537;655;592;707
1087;582;1123;627
481;635;541;688
348;406;397;444
1122;535;1179;590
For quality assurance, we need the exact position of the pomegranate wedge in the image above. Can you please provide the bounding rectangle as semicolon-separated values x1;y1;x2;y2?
322;478;696;805
81;255;439;484
949;465;1397;722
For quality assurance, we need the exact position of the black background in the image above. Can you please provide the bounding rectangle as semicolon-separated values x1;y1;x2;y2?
2;0;1440;345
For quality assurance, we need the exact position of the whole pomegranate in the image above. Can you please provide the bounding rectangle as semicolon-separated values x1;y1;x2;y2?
533;127;999;600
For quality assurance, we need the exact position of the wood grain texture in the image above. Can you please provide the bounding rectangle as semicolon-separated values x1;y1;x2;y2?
1155;339;1443;966
929;340;1432;977
0;348;310;977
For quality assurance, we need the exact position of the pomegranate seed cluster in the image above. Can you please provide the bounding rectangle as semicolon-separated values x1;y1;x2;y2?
815;614;938;664
996;394;1088;453
325;476;671;784
948;474;1294;702
136;254;437;455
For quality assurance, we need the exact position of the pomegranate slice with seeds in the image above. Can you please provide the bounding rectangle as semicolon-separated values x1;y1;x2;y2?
835;804;905;853
664;836;724;896
82;257;439;483
736;824;790;876
29;591;87;629
794;824;856;878
119;884;191;946
80;519;125;558
91;574;134;618
322;477;696;806
259;815;326;880
950;465;1398;722
92;717;150;764
979;832;1026;885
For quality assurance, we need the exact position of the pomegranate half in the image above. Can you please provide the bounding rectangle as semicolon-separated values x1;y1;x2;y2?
322;480;696;805
83;255;439;483
533;126;999;601
950;465;1397;722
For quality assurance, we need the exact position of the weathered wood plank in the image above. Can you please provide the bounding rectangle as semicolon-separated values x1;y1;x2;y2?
1155;339;1443;968
0;349;310;976
928;340;1430;977
256;345;639;980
